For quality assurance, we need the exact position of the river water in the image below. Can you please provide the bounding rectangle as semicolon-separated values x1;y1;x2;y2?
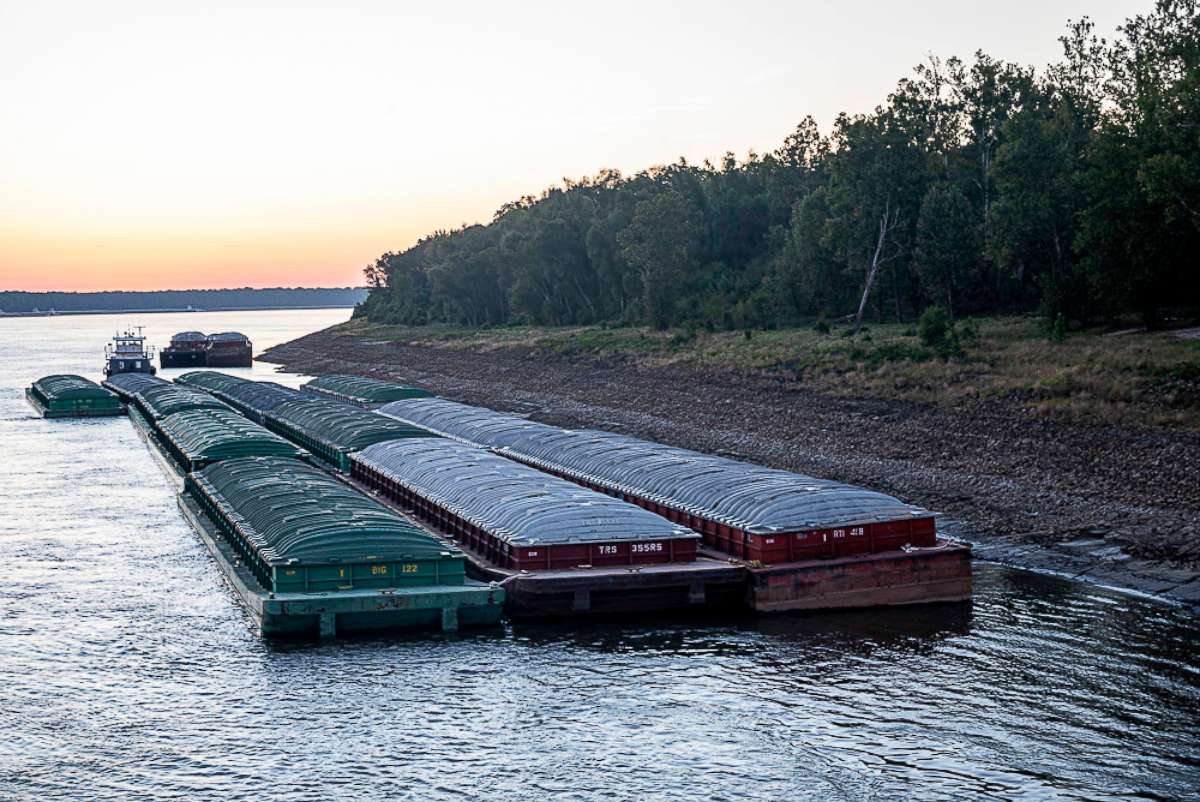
0;310;1196;802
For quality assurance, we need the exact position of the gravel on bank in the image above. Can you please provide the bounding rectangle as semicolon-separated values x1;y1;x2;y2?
262;328;1200;607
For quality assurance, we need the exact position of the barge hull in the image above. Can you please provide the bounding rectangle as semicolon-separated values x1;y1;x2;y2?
746;543;972;612
24;388;124;418
499;561;747;620
160;351;207;368
178;494;503;638
347;474;745;620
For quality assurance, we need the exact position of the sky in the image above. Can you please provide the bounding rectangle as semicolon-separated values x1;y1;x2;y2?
0;0;1144;292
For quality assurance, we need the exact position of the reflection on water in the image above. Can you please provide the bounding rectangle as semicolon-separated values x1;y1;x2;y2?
0;311;1197;801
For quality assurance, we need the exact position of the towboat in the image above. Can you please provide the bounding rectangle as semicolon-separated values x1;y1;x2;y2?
104;328;156;377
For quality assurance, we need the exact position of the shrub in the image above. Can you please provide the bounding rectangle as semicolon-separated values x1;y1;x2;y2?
1049;314;1067;343
813;318;831;335
956;318;980;346
918;306;964;358
918;306;952;348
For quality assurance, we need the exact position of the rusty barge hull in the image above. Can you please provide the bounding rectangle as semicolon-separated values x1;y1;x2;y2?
746;544;972;612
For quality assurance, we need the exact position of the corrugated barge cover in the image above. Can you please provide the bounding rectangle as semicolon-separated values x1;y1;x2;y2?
303;374;434;405
186;456;464;592
377;397;555;447
269;399;435;449
27;374;123;417
378;397;934;547
176;373;302;421
134;384;229;420
32;374;113;402
266;398;438;471
103;372;169;398
504;428;928;534
157;408;308;468
175;370;250;393
355;439;699;548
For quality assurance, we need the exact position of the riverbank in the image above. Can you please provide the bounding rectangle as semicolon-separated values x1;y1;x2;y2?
261;318;1200;608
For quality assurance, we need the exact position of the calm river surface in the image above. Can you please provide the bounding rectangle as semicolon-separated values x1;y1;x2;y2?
0;310;1196;801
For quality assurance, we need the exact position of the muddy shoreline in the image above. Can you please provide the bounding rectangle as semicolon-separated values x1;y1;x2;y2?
261;328;1200;609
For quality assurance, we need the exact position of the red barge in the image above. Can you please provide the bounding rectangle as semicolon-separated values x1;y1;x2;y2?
159;332;253;369
371;397;972;615
349;437;747;617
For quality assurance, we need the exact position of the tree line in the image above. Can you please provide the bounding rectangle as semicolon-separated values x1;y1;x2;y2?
358;1;1199;331
0;288;368;314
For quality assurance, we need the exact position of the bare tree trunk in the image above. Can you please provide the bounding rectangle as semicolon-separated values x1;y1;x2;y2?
571;274;599;321
853;204;900;333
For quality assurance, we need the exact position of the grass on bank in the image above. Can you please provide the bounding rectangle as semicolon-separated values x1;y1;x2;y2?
335;316;1200;430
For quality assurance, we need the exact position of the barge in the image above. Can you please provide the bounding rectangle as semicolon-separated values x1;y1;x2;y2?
124;402;503;637
204;332;253;367
176;371;301;424
25;374;122;418
263;398;437;472
132;383;230;421
159;331;208;368
350;438;746;617
173;376;971;617
156;408;309;471
301;374;434;408
102;372;168;402
184;457;502;637
159;331;253;369
378;397;972;611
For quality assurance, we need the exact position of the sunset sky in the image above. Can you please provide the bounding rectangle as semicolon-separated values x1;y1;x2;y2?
1;0;1140;292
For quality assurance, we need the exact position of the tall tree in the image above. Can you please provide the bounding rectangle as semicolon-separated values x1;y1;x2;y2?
617;191;704;328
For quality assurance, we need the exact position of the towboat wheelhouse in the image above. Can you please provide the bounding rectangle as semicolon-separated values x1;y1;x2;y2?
104;328;156;377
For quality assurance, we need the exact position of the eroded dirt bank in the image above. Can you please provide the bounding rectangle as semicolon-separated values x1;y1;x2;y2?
262;328;1200;607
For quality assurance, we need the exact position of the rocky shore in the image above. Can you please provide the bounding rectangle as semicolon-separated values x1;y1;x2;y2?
262;327;1200;609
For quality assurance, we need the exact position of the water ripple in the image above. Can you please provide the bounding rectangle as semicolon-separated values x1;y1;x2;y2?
0;312;1197;801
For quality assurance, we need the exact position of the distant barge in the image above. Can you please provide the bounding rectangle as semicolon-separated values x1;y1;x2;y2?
160;331;253;369
25;374;122;418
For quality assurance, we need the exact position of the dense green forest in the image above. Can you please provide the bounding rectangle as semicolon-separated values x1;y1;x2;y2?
359;1;1198;331
0;287;367;314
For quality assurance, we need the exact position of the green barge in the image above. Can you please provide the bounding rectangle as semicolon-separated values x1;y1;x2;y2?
126;404;503;638
25;375;123;418
300;374;434;408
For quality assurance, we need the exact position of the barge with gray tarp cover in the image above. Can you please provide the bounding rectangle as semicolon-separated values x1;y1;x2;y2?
351;439;745;617
25;374;123;418
378;396;972;612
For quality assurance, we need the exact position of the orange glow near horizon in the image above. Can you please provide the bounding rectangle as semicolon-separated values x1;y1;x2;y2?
0;208;477;291
0;0;1140;293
